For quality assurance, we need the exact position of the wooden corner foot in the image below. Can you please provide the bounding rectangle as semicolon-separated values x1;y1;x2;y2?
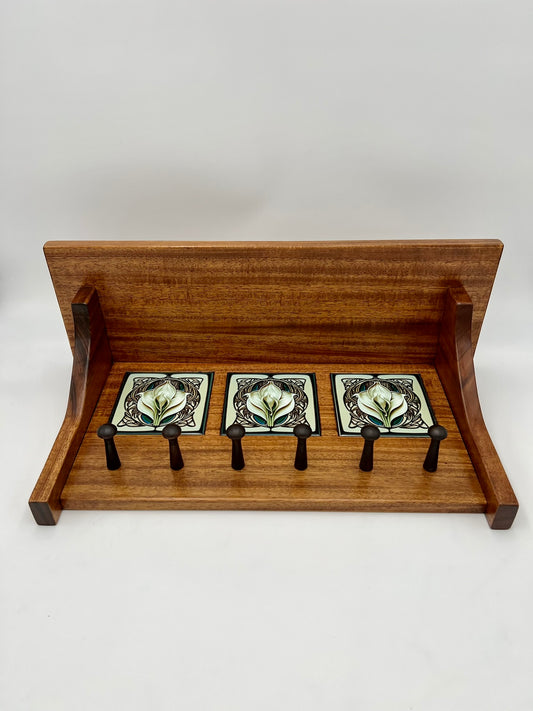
29;501;60;526
486;504;519;530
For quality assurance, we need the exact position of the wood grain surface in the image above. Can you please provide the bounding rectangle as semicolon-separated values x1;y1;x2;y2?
44;240;503;364
61;361;486;514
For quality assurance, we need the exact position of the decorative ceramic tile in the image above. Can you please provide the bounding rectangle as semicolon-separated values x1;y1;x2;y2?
331;373;436;437
110;372;213;434
222;373;320;435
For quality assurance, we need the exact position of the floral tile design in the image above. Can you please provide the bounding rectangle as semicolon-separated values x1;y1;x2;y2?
110;372;213;434
331;373;436;437
222;373;320;435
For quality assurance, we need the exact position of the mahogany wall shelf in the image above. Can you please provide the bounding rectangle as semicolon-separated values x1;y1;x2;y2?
29;240;518;528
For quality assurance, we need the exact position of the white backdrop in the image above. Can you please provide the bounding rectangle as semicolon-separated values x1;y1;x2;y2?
1;2;532;709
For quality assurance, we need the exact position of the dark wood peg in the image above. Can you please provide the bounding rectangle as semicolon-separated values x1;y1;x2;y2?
162;424;184;470
293;423;312;470
97;423;121;470
226;424;245;470
359;424;380;472
423;424;448;472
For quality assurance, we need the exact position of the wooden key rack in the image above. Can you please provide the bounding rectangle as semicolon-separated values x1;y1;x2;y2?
29;240;518;528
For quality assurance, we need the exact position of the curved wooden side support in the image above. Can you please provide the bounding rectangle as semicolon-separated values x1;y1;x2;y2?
435;286;518;529
29;286;112;524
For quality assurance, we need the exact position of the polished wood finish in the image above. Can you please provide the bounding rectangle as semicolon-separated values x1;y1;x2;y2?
359;425;381;472
423;425;448;473
60;361;486;514
435;287;518;529
29;286;112;524
43;240;503;363
162;424;184;471
293;424;312;471
226;424;246;471
29;240;517;527
97;423;121;471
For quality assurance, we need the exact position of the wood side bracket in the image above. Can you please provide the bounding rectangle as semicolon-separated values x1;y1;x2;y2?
28;286;112;524
435;285;518;529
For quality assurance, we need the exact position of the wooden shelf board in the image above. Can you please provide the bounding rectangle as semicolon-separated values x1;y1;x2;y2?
61;361;486;514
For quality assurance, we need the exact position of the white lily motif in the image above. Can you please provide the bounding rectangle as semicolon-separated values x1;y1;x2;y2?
138;382;188;426
357;382;408;428
246;382;295;427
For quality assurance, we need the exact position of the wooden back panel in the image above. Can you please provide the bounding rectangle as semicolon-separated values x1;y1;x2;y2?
44;240;502;363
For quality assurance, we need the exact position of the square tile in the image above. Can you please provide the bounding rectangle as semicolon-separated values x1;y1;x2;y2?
331;373;436;437
110;372;213;434
222;373;320;435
